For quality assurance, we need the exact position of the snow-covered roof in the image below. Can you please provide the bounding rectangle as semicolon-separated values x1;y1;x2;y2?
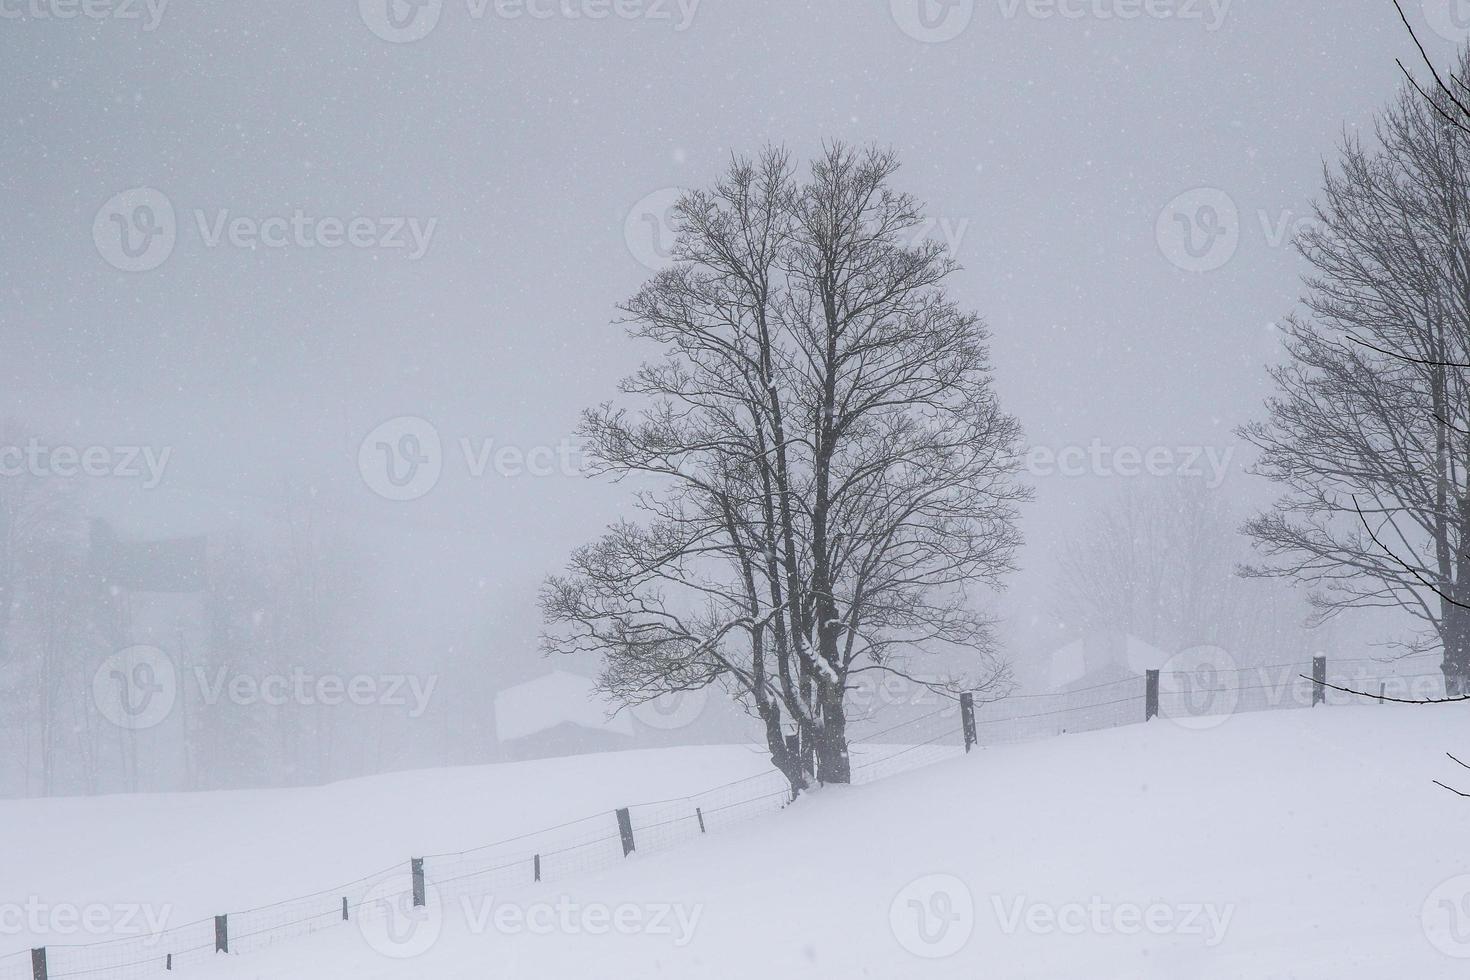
493;670;635;743
1049;633;1170;690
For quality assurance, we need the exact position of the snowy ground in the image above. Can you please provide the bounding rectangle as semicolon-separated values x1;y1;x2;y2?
7;708;1470;978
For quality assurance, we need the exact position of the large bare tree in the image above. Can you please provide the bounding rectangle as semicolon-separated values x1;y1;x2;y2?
542;145;1027;793
1241;71;1470;694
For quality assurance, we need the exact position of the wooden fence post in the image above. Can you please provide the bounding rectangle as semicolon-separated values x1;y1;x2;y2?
960;693;978;753
411;858;426;908
533;854;541;883
1145;670;1160;721
341;897;349;921
696;807;706;834
30;947;46;980
1312;656;1327;707
616;808;636;857
214;915;228;954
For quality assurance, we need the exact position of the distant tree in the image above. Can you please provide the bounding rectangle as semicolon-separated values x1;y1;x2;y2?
543;145;1027;794
1241;69;1470;694
1058;480;1318;662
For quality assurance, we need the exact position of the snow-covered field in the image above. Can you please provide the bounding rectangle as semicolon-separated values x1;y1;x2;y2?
7;708;1470;978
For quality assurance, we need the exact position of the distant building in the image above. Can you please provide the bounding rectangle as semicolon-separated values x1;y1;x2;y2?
1050;632;1169;694
493;670;634;762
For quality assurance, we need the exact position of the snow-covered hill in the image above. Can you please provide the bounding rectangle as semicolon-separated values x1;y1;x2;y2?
8;708;1470;978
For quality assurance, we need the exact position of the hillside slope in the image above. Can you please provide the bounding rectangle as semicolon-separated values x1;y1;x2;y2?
9;708;1469;978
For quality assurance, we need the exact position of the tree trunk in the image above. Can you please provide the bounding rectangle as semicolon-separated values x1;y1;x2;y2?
763;709;807;798
813;682;851;784
1444;606;1470;697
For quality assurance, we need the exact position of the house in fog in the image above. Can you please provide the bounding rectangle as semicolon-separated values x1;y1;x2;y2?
493;670;635;762
1050;631;1170;694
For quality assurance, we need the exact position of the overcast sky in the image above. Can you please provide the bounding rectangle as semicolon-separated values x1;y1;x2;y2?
1;0;1454;683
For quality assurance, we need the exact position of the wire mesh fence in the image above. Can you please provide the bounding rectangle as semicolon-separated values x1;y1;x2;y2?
6;650;1447;977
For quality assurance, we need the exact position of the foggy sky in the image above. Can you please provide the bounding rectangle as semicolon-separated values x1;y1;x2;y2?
0;1;1444;687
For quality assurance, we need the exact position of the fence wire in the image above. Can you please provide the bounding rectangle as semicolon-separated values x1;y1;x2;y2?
8;652;1446;976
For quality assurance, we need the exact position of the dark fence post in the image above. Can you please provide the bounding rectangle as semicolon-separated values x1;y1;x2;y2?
1145;670;1160;721
411;858;426;908
960;693;978;753
30;947;46;980
341;897;349;921
696;807;706;834
166;952;172;971
533;854;541;882
616;808;636;857
1312;656;1327;707
214;915;228;954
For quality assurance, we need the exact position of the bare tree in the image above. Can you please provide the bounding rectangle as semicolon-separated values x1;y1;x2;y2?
1241;71;1470;694
542;145;1027;793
